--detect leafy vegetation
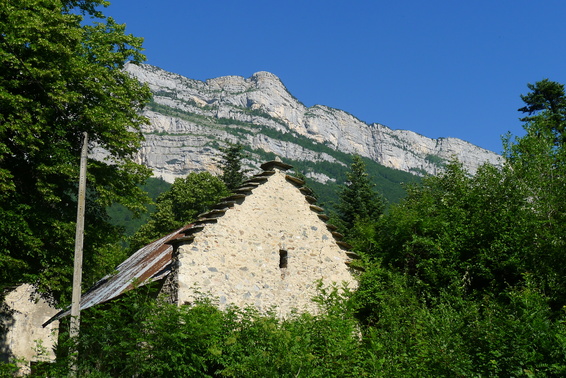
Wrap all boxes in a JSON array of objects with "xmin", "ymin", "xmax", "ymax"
[
  {"xmin": 106, "ymin": 177, "xmax": 171, "ymax": 241},
  {"xmin": 25, "ymin": 275, "xmax": 566, "ymax": 377},
  {"xmin": 0, "ymin": 0, "xmax": 152, "ymax": 301},
  {"xmin": 128, "ymin": 172, "xmax": 229, "ymax": 252},
  {"xmin": 36, "ymin": 284, "xmax": 367, "ymax": 377}
]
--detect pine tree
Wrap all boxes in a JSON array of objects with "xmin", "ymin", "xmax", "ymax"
[
  {"xmin": 218, "ymin": 143, "xmax": 249, "ymax": 191},
  {"xmin": 518, "ymin": 79, "xmax": 566, "ymax": 145},
  {"xmin": 336, "ymin": 155, "xmax": 386, "ymax": 234}
]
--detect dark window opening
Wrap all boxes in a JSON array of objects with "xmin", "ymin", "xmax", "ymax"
[{"xmin": 279, "ymin": 249, "xmax": 288, "ymax": 269}]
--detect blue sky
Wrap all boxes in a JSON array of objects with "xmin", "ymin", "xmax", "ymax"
[{"xmin": 103, "ymin": 0, "xmax": 566, "ymax": 154}]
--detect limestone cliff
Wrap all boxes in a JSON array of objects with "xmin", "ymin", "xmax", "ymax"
[{"xmin": 121, "ymin": 63, "xmax": 502, "ymax": 184}]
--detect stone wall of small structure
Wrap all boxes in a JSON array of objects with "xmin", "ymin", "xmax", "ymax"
[
  {"xmin": 1, "ymin": 284, "xmax": 58, "ymax": 374},
  {"xmin": 170, "ymin": 168, "xmax": 357, "ymax": 317}
]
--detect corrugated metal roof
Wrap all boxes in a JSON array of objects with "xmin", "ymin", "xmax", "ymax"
[{"xmin": 43, "ymin": 225, "xmax": 190, "ymax": 326}]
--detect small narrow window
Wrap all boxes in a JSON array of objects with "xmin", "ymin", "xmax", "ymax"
[
  {"xmin": 279, "ymin": 249, "xmax": 288, "ymax": 279},
  {"xmin": 279, "ymin": 249, "xmax": 288, "ymax": 269}
]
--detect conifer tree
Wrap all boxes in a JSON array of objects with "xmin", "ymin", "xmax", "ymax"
[
  {"xmin": 336, "ymin": 155, "xmax": 386, "ymax": 235},
  {"xmin": 518, "ymin": 79, "xmax": 566, "ymax": 145},
  {"xmin": 218, "ymin": 143, "xmax": 249, "ymax": 191}
]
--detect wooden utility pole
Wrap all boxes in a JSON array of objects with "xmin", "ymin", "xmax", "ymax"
[{"xmin": 70, "ymin": 131, "xmax": 88, "ymax": 371}]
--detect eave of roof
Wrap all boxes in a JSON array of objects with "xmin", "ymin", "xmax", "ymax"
[{"xmin": 43, "ymin": 226, "xmax": 189, "ymax": 326}]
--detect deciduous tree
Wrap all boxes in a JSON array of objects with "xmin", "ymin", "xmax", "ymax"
[
  {"xmin": 0, "ymin": 0, "xmax": 152, "ymax": 300},
  {"xmin": 373, "ymin": 80, "xmax": 566, "ymax": 309},
  {"xmin": 129, "ymin": 172, "xmax": 229, "ymax": 251}
]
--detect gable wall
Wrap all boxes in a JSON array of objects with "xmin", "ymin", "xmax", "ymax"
[{"xmin": 174, "ymin": 170, "xmax": 356, "ymax": 317}]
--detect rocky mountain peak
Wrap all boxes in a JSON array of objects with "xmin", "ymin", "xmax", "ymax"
[
  {"xmin": 250, "ymin": 71, "xmax": 286, "ymax": 88},
  {"xmin": 119, "ymin": 63, "xmax": 502, "ymax": 188}
]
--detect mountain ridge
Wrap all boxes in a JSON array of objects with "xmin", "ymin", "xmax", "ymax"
[{"xmin": 97, "ymin": 63, "xmax": 502, "ymax": 202}]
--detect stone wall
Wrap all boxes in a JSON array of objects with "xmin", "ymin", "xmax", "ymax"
[
  {"xmin": 1, "ymin": 284, "xmax": 58, "ymax": 374},
  {"xmin": 172, "ymin": 168, "xmax": 357, "ymax": 317}
]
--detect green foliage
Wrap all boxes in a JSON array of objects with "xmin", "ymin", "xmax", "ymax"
[
  {"xmin": 466, "ymin": 278, "xmax": 566, "ymax": 376},
  {"xmin": 335, "ymin": 156, "xmax": 387, "ymax": 249},
  {"xmin": 373, "ymin": 159, "xmax": 557, "ymax": 302},
  {"xmin": 216, "ymin": 142, "xmax": 250, "ymax": 191},
  {"xmin": 341, "ymin": 80, "xmax": 566, "ymax": 375},
  {"xmin": 518, "ymin": 79, "xmax": 566, "ymax": 145},
  {"xmin": 0, "ymin": 0, "xmax": 152, "ymax": 300},
  {"xmin": 37, "ymin": 276, "xmax": 566, "ymax": 377},
  {"xmin": 345, "ymin": 79, "xmax": 566, "ymax": 375},
  {"xmin": 0, "ymin": 358, "xmax": 23, "ymax": 377},
  {"xmin": 106, "ymin": 177, "xmax": 171, "ymax": 240},
  {"xmin": 41, "ymin": 285, "xmax": 364, "ymax": 377},
  {"xmin": 354, "ymin": 270, "xmax": 476, "ymax": 376},
  {"xmin": 352, "ymin": 264, "xmax": 566, "ymax": 376},
  {"xmin": 502, "ymin": 125, "xmax": 566, "ymax": 309},
  {"xmin": 128, "ymin": 172, "xmax": 229, "ymax": 251}
]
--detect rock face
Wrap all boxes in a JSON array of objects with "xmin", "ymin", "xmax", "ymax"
[{"xmin": 120, "ymin": 63, "xmax": 502, "ymax": 183}]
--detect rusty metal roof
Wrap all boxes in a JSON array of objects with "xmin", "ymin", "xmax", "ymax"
[{"xmin": 43, "ymin": 225, "xmax": 190, "ymax": 326}]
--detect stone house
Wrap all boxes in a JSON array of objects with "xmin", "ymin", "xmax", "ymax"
[
  {"xmin": 163, "ymin": 158, "xmax": 358, "ymax": 316},
  {"xmin": 46, "ymin": 158, "xmax": 358, "ymax": 325}
]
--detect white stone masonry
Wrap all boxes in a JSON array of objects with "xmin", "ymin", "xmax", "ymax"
[{"xmin": 171, "ymin": 166, "xmax": 357, "ymax": 317}]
